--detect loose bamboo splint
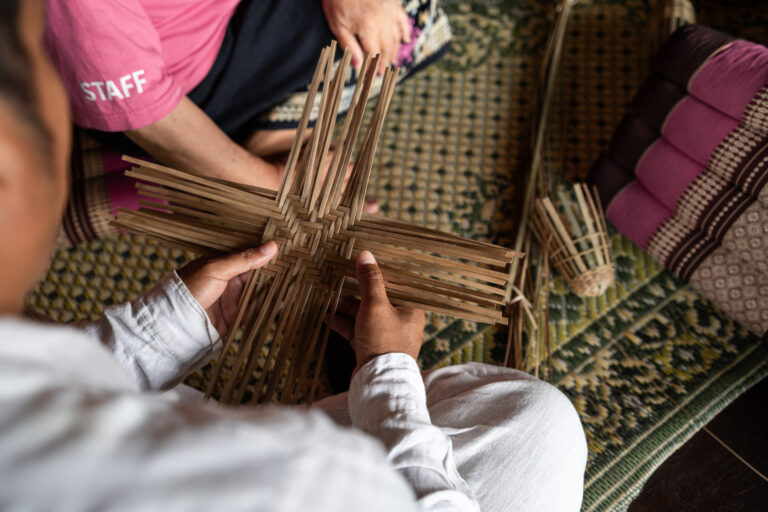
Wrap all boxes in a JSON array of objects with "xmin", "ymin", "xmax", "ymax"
[
  {"xmin": 504, "ymin": 0, "xmax": 577, "ymax": 370},
  {"xmin": 110, "ymin": 43, "xmax": 522, "ymax": 405}
]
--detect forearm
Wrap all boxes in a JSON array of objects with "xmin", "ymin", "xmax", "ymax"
[
  {"xmin": 125, "ymin": 96, "xmax": 281, "ymax": 189},
  {"xmin": 349, "ymin": 353, "xmax": 480, "ymax": 511}
]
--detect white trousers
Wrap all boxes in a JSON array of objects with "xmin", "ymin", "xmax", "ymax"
[{"xmin": 316, "ymin": 363, "xmax": 588, "ymax": 512}]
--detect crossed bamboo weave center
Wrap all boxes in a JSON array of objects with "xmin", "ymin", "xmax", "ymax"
[{"xmin": 112, "ymin": 43, "xmax": 522, "ymax": 404}]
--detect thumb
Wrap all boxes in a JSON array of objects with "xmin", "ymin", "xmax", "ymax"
[
  {"xmin": 356, "ymin": 251, "xmax": 389, "ymax": 307},
  {"xmin": 207, "ymin": 242, "xmax": 278, "ymax": 281},
  {"xmin": 335, "ymin": 26, "xmax": 364, "ymax": 69}
]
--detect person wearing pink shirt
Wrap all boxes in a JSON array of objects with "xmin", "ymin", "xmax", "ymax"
[
  {"xmin": 1, "ymin": 3, "xmax": 588, "ymax": 510},
  {"xmin": 44, "ymin": 0, "xmax": 452, "ymax": 194}
]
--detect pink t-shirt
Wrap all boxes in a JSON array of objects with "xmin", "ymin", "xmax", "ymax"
[{"xmin": 45, "ymin": 0, "xmax": 241, "ymax": 132}]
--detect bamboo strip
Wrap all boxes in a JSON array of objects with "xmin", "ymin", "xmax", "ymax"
[
  {"xmin": 530, "ymin": 185, "xmax": 614, "ymax": 297},
  {"xmin": 342, "ymin": 226, "xmax": 509, "ymax": 266},
  {"xmin": 350, "ymin": 238, "xmax": 510, "ymax": 284},
  {"xmin": 507, "ymin": 0, "xmax": 577, "ymax": 301},
  {"xmin": 219, "ymin": 268, "xmax": 291, "ymax": 403},
  {"xmin": 338, "ymin": 254, "xmax": 507, "ymax": 296},
  {"xmin": 558, "ymin": 189, "xmax": 596, "ymax": 269},
  {"xmin": 504, "ymin": 235, "xmax": 531, "ymax": 369},
  {"xmin": 357, "ymin": 216, "xmax": 520, "ymax": 257},
  {"xmin": 124, "ymin": 157, "xmax": 276, "ymax": 204},
  {"xmin": 135, "ymin": 183, "xmax": 273, "ymax": 222},
  {"xmin": 308, "ymin": 276, "xmax": 345, "ymax": 403},
  {"xmin": 228, "ymin": 265, "xmax": 306, "ymax": 404},
  {"xmin": 351, "ymin": 68, "xmax": 399, "ymax": 222},
  {"xmin": 319, "ymin": 53, "xmax": 373, "ymax": 218},
  {"xmin": 329, "ymin": 56, "xmax": 380, "ymax": 213},
  {"xmin": 301, "ymin": 42, "xmax": 337, "ymax": 203},
  {"xmin": 284, "ymin": 286, "xmax": 335, "ymax": 403},
  {"xmin": 573, "ymin": 184, "xmax": 605, "ymax": 267},
  {"xmin": 112, "ymin": 43, "xmax": 521, "ymax": 404},
  {"xmin": 341, "ymin": 280, "xmax": 505, "ymax": 324},
  {"xmin": 322, "ymin": 257, "xmax": 505, "ymax": 307},
  {"xmin": 309, "ymin": 49, "xmax": 352, "ymax": 212},
  {"xmin": 278, "ymin": 47, "xmax": 330, "ymax": 207},
  {"xmin": 204, "ymin": 271, "xmax": 261, "ymax": 398},
  {"xmin": 258, "ymin": 273, "xmax": 314, "ymax": 403}
]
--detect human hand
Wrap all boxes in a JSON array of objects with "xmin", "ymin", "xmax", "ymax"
[
  {"xmin": 178, "ymin": 242, "xmax": 278, "ymax": 336},
  {"xmin": 328, "ymin": 251, "xmax": 425, "ymax": 373},
  {"xmin": 322, "ymin": 0, "xmax": 412, "ymax": 74}
]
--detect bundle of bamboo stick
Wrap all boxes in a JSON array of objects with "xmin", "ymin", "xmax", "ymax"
[
  {"xmin": 504, "ymin": 0, "xmax": 577, "ymax": 371},
  {"xmin": 529, "ymin": 183, "xmax": 614, "ymax": 297},
  {"xmin": 110, "ymin": 43, "xmax": 522, "ymax": 405}
]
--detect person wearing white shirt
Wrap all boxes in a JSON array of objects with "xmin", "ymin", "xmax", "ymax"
[{"xmin": 0, "ymin": 1, "xmax": 587, "ymax": 510}]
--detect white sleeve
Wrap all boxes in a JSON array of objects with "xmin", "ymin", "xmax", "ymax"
[
  {"xmin": 348, "ymin": 353, "xmax": 481, "ymax": 512},
  {"xmin": 79, "ymin": 271, "xmax": 220, "ymax": 390},
  {"xmin": 0, "ymin": 367, "xmax": 421, "ymax": 510}
]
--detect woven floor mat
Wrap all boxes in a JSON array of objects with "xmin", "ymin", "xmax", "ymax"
[{"xmin": 26, "ymin": 1, "xmax": 768, "ymax": 511}]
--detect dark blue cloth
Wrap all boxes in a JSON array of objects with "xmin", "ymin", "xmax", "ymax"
[{"xmin": 189, "ymin": 0, "xmax": 336, "ymax": 140}]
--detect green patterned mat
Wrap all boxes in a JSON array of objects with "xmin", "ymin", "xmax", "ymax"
[{"xmin": 27, "ymin": 1, "xmax": 768, "ymax": 511}]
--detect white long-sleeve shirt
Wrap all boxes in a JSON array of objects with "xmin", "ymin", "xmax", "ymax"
[{"xmin": 0, "ymin": 273, "xmax": 478, "ymax": 511}]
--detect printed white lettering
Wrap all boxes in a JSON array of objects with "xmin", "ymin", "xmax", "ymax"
[
  {"xmin": 82, "ymin": 71, "xmax": 148, "ymax": 102},
  {"xmin": 106, "ymin": 80, "xmax": 124, "ymax": 100},
  {"xmin": 119, "ymin": 74, "xmax": 134, "ymax": 98},
  {"xmin": 90, "ymin": 81, "xmax": 107, "ymax": 101},
  {"xmin": 80, "ymin": 82, "xmax": 96, "ymax": 102},
  {"xmin": 132, "ymin": 70, "xmax": 147, "ymax": 94}
]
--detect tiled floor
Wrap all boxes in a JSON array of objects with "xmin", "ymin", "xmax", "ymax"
[{"xmin": 628, "ymin": 376, "xmax": 768, "ymax": 511}]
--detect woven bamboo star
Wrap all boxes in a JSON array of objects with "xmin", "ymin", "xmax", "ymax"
[{"xmin": 112, "ymin": 43, "xmax": 522, "ymax": 404}]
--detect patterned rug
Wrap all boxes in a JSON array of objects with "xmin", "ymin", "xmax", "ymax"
[
  {"xmin": 541, "ymin": 1, "xmax": 768, "ymax": 510},
  {"xmin": 27, "ymin": 1, "xmax": 768, "ymax": 511}
]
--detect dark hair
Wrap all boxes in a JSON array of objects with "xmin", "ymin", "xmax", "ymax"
[{"xmin": 0, "ymin": 0, "xmax": 52, "ymax": 158}]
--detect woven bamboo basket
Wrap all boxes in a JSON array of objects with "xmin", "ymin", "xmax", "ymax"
[
  {"xmin": 529, "ymin": 183, "xmax": 614, "ymax": 297},
  {"xmin": 110, "ymin": 43, "xmax": 522, "ymax": 404}
]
